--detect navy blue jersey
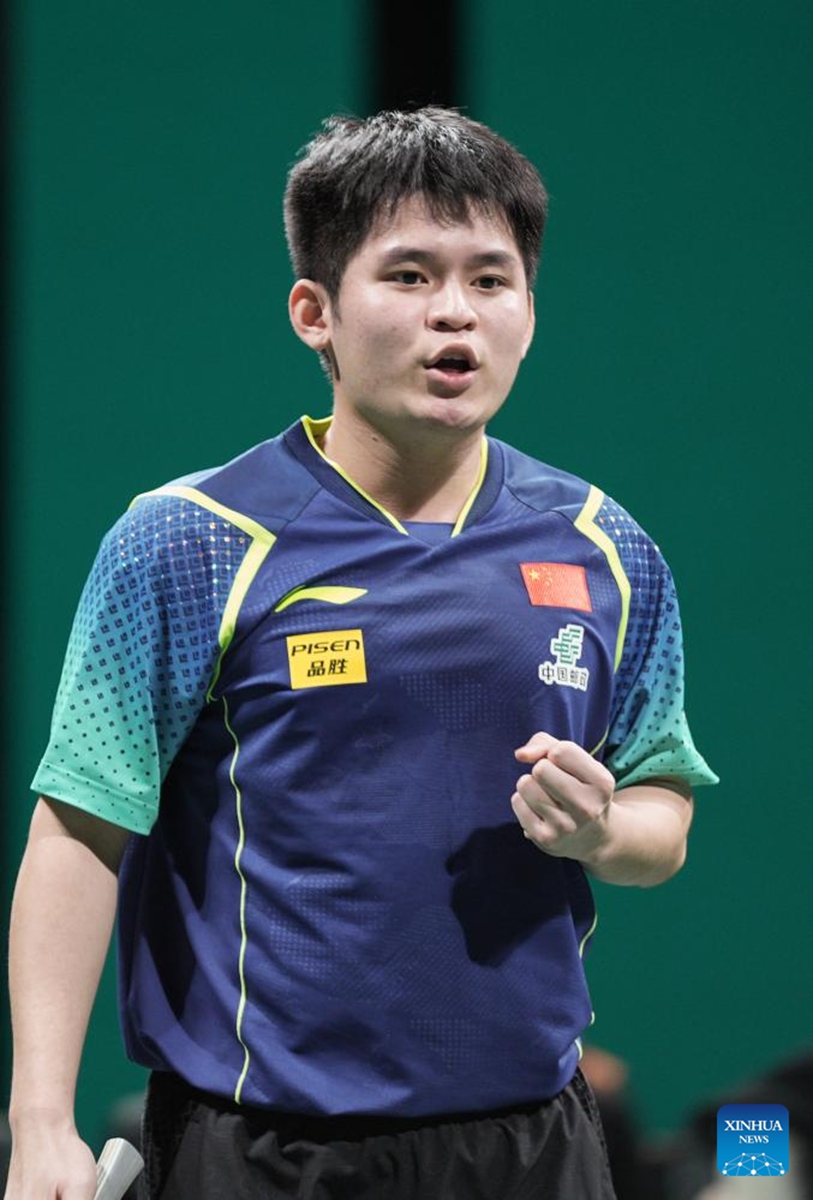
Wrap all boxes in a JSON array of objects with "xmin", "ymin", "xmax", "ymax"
[{"xmin": 34, "ymin": 416, "xmax": 716, "ymax": 1117}]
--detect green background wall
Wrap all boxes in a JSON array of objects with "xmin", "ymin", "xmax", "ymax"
[{"xmin": 4, "ymin": 0, "xmax": 811, "ymax": 1152}]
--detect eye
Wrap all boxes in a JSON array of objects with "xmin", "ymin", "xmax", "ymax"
[
  {"xmin": 475, "ymin": 275, "xmax": 505, "ymax": 291},
  {"xmin": 390, "ymin": 270, "xmax": 425, "ymax": 286}
]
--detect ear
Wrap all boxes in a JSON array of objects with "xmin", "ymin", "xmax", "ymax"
[
  {"xmin": 520, "ymin": 290, "xmax": 536, "ymax": 359},
  {"xmin": 289, "ymin": 279, "xmax": 334, "ymax": 352}
]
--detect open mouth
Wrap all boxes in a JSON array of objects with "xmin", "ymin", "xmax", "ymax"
[
  {"xmin": 431, "ymin": 355, "xmax": 473, "ymax": 373},
  {"xmin": 424, "ymin": 346, "xmax": 479, "ymax": 392},
  {"xmin": 426, "ymin": 346, "xmax": 479, "ymax": 376}
]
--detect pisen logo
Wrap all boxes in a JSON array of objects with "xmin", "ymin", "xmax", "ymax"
[{"xmin": 287, "ymin": 629, "xmax": 367, "ymax": 690}]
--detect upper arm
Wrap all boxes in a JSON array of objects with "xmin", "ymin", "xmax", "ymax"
[
  {"xmin": 613, "ymin": 777, "xmax": 695, "ymax": 837},
  {"xmin": 29, "ymin": 795, "xmax": 132, "ymax": 875}
]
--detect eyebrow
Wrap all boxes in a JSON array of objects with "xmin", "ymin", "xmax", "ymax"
[{"xmin": 378, "ymin": 247, "xmax": 520, "ymax": 271}]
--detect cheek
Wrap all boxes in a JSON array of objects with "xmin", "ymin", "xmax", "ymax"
[
  {"xmin": 352, "ymin": 321, "xmax": 413, "ymax": 368},
  {"xmin": 496, "ymin": 314, "xmax": 533, "ymax": 370}
]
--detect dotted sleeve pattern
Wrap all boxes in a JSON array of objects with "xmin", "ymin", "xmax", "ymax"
[
  {"xmin": 31, "ymin": 493, "xmax": 252, "ymax": 833},
  {"xmin": 598, "ymin": 496, "xmax": 718, "ymax": 789}
]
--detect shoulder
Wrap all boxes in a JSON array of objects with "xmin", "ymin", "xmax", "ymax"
[
  {"xmin": 129, "ymin": 422, "xmax": 320, "ymax": 538},
  {"xmin": 493, "ymin": 437, "xmax": 670, "ymax": 602},
  {"xmin": 494, "ymin": 438, "xmax": 658, "ymax": 544},
  {"xmin": 494, "ymin": 437, "xmax": 593, "ymax": 518},
  {"xmin": 81, "ymin": 424, "xmax": 316, "ymax": 606}
]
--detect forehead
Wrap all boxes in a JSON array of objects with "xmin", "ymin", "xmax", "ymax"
[{"xmin": 360, "ymin": 194, "xmax": 522, "ymax": 261}]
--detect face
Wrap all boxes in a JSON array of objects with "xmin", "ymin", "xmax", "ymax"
[{"xmin": 293, "ymin": 196, "xmax": 535, "ymax": 445}]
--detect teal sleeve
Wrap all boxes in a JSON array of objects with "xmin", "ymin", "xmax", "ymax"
[
  {"xmin": 598, "ymin": 495, "xmax": 718, "ymax": 790},
  {"xmin": 31, "ymin": 493, "xmax": 251, "ymax": 832}
]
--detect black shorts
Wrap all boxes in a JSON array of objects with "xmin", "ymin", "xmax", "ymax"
[{"xmin": 141, "ymin": 1069, "xmax": 617, "ymax": 1200}]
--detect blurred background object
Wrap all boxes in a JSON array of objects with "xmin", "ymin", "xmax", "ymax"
[
  {"xmin": 582, "ymin": 1045, "xmax": 652, "ymax": 1200},
  {"xmin": 658, "ymin": 1049, "xmax": 813, "ymax": 1200},
  {"xmin": 582, "ymin": 1045, "xmax": 813, "ymax": 1199}
]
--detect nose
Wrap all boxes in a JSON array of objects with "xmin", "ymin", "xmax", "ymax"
[{"xmin": 427, "ymin": 280, "xmax": 477, "ymax": 331}]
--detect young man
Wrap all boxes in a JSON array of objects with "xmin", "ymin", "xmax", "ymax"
[{"xmin": 5, "ymin": 108, "xmax": 716, "ymax": 1199}]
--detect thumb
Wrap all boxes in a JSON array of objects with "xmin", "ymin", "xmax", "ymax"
[{"xmin": 514, "ymin": 731, "xmax": 559, "ymax": 764}]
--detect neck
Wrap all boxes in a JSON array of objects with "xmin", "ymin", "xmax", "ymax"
[{"xmin": 319, "ymin": 409, "xmax": 486, "ymax": 523}]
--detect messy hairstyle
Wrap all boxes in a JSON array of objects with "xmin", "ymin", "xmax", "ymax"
[{"xmin": 284, "ymin": 107, "xmax": 549, "ymax": 300}]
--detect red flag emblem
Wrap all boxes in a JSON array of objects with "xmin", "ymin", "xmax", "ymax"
[{"xmin": 519, "ymin": 562, "xmax": 592, "ymax": 611}]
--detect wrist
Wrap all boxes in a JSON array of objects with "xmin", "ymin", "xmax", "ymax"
[
  {"xmin": 8, "ymin": 1101, "xmax": 76, "ymax": 1136},
  {"xmin": 578, "ymin": 799, "xmax": 642, "ymax": 880},
  {"xmin": 575, "ymin": 798, "xmax": 618, "ymax": 869}
]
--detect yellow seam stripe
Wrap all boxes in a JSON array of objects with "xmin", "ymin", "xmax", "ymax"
[
  {"xmin": 223, "ymin": 693, "xmax": 251, "ymax": 1105},
  {"xmin": 588, "ymin": 727, "xmax": 609, "ymax": 758},
  {"xmin": 130, "ymin": 484, "xmax": 277, "ymax": 547},
  {"xmin": 128, "ymin": 484, "xmax": 277, "ymax": 700},
  {"xmin": 208, "ymin": 538, "xmax": 275, "ymax": 700},
  {"xmin": 451, "ymin": 438, "xmax": 488, "ymax": 537},
  {"xmin": 579, "ymin": 911, "xmax": 599, "ymax": 958},
  {"xmin": 274, "ymin": 586, "xmax": 367, "ymax": 614},
  {"xmin": 574, "ymin": 486, "xmax": 631, "ymax": 672},
  {"xmin": 302, "ymin": 416, "xmax": 408, "ymax": 535}
]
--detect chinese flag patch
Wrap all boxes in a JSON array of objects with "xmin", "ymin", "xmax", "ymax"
[{"xmin": 519, "ymin": 562, "xmax": 592, "ymax": 611}]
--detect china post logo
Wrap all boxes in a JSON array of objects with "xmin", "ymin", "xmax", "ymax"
[{"xmin": 717, "ymin": 1104, "xmax": 789, "ymax": 1177}]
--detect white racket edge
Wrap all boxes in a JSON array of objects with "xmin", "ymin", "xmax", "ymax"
[{"xmin": 94, "ymin": 1137, "xmax": 145, "ymax": 1200}]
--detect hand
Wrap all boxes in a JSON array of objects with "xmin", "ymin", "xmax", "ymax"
[
  {"xmin": 511, "ymin": 732, "xmax": 616, "ymax": 864},
  {"xmin": 3, "ymin": 1120, "xmax": 97, "ymax": 1200}
]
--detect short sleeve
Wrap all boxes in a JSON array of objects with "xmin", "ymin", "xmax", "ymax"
[
  {"xmin": 31, "ymin": 492, "xmax": 252, "ymax": 832},
  {"xmin": 598, "ymin": 496, "xmax": 718, "ymax": 790}
]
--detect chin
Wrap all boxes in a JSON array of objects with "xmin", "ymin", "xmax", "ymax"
[
  {"xmin": 416, "ymin": 405, "xmax": 485, "ymax": 435},
  {"xmin": 423, "ymin": 392, "xmax": 503, "ymax": 431}
]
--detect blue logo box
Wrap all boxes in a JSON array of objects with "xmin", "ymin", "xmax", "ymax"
[{"xmin": 717, "ymin": 1104, "xmax": 789, "ymax": 1177}]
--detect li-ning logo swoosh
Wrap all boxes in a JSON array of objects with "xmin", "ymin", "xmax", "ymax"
[{"xmin": 274, "ymin": 585, "xmax": 368, "ymax": 614}]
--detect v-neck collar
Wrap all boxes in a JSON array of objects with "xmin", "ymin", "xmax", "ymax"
[{"xmin": 284, "ymin": 416, "xmax": 504, "ymax": 537}]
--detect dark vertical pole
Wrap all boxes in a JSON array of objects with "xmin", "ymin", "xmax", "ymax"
[{"xmin": 370, "ymin": 0, "xmax": 464, "ymax": 112}]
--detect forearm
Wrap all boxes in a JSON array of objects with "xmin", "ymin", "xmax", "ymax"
[
  {"xmin": 8, "ymin": 800, "xmax": 121, "ymax": 1130},
  {"xmin": 512, "ymin": 735, "xmax": 694, "ymax": 889},
  {"xmin": 581, "ymin": 781, "xmax": 693, "ymax": 887}
]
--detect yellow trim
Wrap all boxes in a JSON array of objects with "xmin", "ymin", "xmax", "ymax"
[
  {"xmin": 579, "ymin": 911, "xmax": 598, "ymax": 958},
  {"xmin": 588, "ymin": 728, "xmax": 609, "ymax": 758},
  {"xmin": 301, "ymin": 416, "xmax": 488, "ymax": 539},
  {"xmin": 128, "ymin": 483, "xmax": 277, "ymax": 699},
  {"xmin": 130, "ymin": 483, "xmax": 280, "ymax": 1099},
  {"xmin": 301, "ymin": 416, "xmax": 409, "ymax": 535},
  {"xmin": 223, "ymin": 693, "xmax": 251, "ymax": 1104},
  {"xmin": 274, "ymin": 585, "xmax": 367, "ymax": 614},
  {"xmin": 130, "ymin": 484, "xmax": 277, "ymax": 546},
  {"xmin": 451, "ymin": 438, "xmax": 488, "ymax": 537},
  {"xmin": 207, "ymin": 537, "xmax": 275, "ymax": 699},
  {"xmin": 574, "ymin": 486, "xmax": 631, "ymax": 672},
  {"xmin": 576, "ymin": 1009, "xmax": 597, "ymax": 1063}
]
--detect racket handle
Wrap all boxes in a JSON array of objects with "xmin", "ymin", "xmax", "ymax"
[{"xmin": 94, "ymin": 1137, "xmax": 144, "ymax": 1200}]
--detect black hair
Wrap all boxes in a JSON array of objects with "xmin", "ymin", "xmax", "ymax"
[{"xmin": 284, "ymin": 107, "xmax": 549, "ymax": 300}]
